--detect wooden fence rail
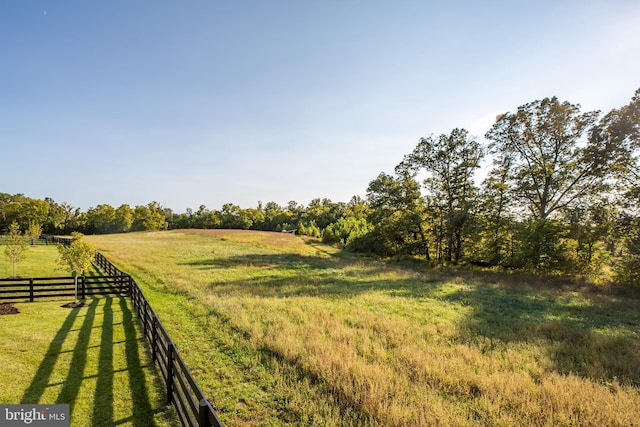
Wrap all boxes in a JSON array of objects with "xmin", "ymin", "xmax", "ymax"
[{"xmin": 0, "ymin": 275, "xmax": 129, "ymax": 302}]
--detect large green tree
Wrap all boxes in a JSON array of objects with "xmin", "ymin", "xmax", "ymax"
[
  {"xmin": 398, "ymin": 128, "xmax": 484, "ymax": 262},
  {"xmin": 366, "ymin": 171, "xmax": 430, "ymax": 258},
  {"xmin": 486, "ymin": 97, "xmax": 606, "ymax": 220},
  {"xmin": 485, "ymin": 97, "xmax": 612, "ymax": 268}
]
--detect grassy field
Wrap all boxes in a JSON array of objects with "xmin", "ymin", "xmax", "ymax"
[
  {"xmin": 0, "ymin": 242, "xmax": 177, "ymax": 426},
  {"xmin": 86, "ymin": 229, "xmax": 640, "ymax": 426},
  {"xmin": 0, "ymin": 242, "xmax": 67, "ymax": 277}
]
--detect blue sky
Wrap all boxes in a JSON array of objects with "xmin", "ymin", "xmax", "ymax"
[{"xmin": 1, "ymin": 1, "xmax": 639, "ymax": 212}]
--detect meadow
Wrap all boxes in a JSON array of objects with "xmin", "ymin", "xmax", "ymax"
[
  {"xmin": 85, "ymin": 229, "xmax": 640, "ymax": 426},
  {"xmin": 0, "ymin": 243, "xmax": 176, "ymax": 426}
]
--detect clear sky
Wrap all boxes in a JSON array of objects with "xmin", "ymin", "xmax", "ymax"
[{"xmin": 1, "ymin": 1, "xmax": 639, "ymax": 212}]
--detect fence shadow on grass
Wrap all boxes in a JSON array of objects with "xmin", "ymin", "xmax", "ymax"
[
  {"xmin": 20, "ymin": 297, "xmax": 168, "ymax": 426},
  {"xmin": 20, "ymin": 301, "xmax": 91, "ymax": 404},
  {"xmin": 117, "ymin": 297, "xmax": 157, "ymax": 427}
]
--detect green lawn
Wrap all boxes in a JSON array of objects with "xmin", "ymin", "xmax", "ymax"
[
  {"xmin": 86, "ymin": 230, "xmax": 640, "ymax": 426},
  {"xmin": 0, "ymin": 298, "xmax": 176, "ymax": 426},
  {"xmin": 0, "ymin": 243, "xmax": 66, "ymax": 278},
  {"xmin": 0, "ymin": 241, "xmax": 178, "ymax": 426}
]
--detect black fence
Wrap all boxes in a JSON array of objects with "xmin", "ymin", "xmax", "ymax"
[
  {"xmin": 11, "ymin": 236, "xmax": 224, "ymax": 426},
  {"xmin": 94, "ymin": 253, "xmax": 224, "ymax": 427},
  {"xmin": 0, "ymin": 275, "xmax": 129, "ymax": 302}
]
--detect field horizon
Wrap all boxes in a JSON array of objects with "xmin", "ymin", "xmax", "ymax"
[{"xmin": 85, "ymin": 229, "xmax": 640, "ymax": 426}]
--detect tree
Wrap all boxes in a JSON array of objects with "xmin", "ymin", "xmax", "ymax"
[
  {"xmin": 26, "ymin": 221, "xmax": 43, "ymax": 246},
  {"xmin": 366, "ymin": 171, "xmax": 430, "ymax": 258},
  {"xmin": 477, "ymin": 155, "xmax": 516, "ymax": 266},
  {"xmin": 303, "ymin": 198, "xmax": 345, "ymax": 230},
  {"xmin": 4, "ymin": 221, "xmax": 28, "ymax": 278},
  {"xmin": 86, "ymin": 204, "xmax": 116, "ymax": 234},
  {"xmin": 219, "ymin": 203, "xmax": 253, "ymax": 229},
  {"xmin": 590, "ymin": 88, "xmax": 640, "ymax": 204},
  {"xmin": 322, "ymin": 216, "xmax": 373, "ymax": 249},
  {"xmin": 131, "ymin": 202, "xmax": 169, "ymax": 231},
  {"xmin": 486, "ymin": 97, "xmax": 606, "ymax": 220},
  {"xmin": 57, "ymin": 232, "xmax": 96, "ymax": 302},
  {"xmin": 398, "ymin": 128, "xmax": 484, "ymax": 262},
  {"xmin": 114, "ymin": 204, "xmax": 133, "ymax": 232},
  {"xmin": 485, "ymin": 97, "xmax": 610, "ymax": 268}
]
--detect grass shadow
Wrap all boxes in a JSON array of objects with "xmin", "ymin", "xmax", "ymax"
[
  {"xmin": 438, "ymin": 283, "xmax": 640, "ymax": 386},
  {"xmin": 187, "ymin": 250, "xmax": 640, "ymax": 387}
]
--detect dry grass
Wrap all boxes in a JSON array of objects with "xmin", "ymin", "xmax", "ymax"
[{"xmin": 86, "ymin": 230, "xmax": 640, "ymax": 426}]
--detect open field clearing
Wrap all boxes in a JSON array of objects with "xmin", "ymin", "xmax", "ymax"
[{"xmin": 86, "ymin": 230, "xmax": 640, "ymax": 426}]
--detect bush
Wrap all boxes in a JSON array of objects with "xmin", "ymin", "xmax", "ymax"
[{"xmin": 322, "ymin": 217, "xmax": 373, "ymax": 249}]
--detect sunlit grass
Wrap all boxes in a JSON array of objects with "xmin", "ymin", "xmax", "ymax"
[
  {"xmin": 0, "ymin": 298, "xmax": 176, "ymax": 426},
  {"xmin": 87, "ymin": 230, "xmax": 640, "ymax": 426},
  {"xmin": 0, "ymin": 243, "xmax": 64, "ymax": 278}
]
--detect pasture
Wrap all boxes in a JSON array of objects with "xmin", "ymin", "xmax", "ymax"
[
  {"xmin": 0, "ymin": 242, "xmax": 177, "ymax": 426},
  {"xmin": 86, "ymin": 229, "xmax": 640, "ymax": 426}
]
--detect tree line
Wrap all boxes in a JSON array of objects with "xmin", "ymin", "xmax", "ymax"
[{"xmin": 1, "ymin": 89, "xmax": 638, "ymax": 284}]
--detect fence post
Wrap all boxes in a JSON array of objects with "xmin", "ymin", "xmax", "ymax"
[
  {"xmin": 29, "ymin": 278, "xmax": 34, "ymax": 302},
  {"xmin": 167, "ymin": 342, "xmax": 176, "ymax": 405},
  {"xmin": 198, "ymin": 399, "xmax": 212, "ymax": 427}
]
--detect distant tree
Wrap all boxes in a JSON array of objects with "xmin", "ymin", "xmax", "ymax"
[
  {"xmin": 219, "ymin": 203, "xmax": 253, "ymax": 229},
  {"xmin": 598, "ymin": 89, "xmax": 640, "ymax": 285},
  {"xmin": 86, "ymin": 204, "xmax": 116, "ymax": 234},
  {"xmin": 3, "ymin": 196, "xmax": 50, "ymax": 230},
  {"xmin": 131, "ymin": 202, "xmax": 169, "ymax": 231},
  {"xmin": 26, "ymin": 221, "xmax": 43, "ymax": 245},
  {"xmin": 57, "ymin": 232, "xmax": 96, "ymax": 302},
  {"xmin": 4, "ymin": 221, "xmax": 28, "ymax": 278},
  {"xmin": 59, "ymin": 202, "xmax": 82, "ymax": 234},
  {"xmin": 261, "ymin": 202, "xmax": 293, "ymax": 231},
  {"xmin": 303, "ymin": 198, "xmax": 345, "ymax": 230},
  {"xmin": 345, "ymin": 195, "xmax": 372, "ymax": 220},
  {"xmin": 44, "ymin": 197, "xmax": 66, "ymax": 234},
  {"xmin": 114, "ymin": 204, "xmax": 133, "ymax": 232},
  {"xmin": 486, "ymin": 97, "xmax": 606, "ymax": 220},
  {"xmin": 298, "ymin": 220, "xmax": 322, "ymax": 238},
  {"xmin": 590, "ymin": 88, "xmax": 639, "ymax": 203}
]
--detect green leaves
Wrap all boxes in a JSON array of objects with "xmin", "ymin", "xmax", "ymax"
[{"xmin": 57, "ymin": 232, "xmax": 96, "ymax": 278}]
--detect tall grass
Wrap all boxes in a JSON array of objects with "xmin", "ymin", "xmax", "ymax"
[{"xmin": 87, "ymin": 230, "xmax": 640, "ymax": 426}]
